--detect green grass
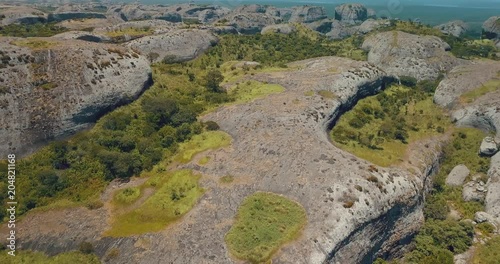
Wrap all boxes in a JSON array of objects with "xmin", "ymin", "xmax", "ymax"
[
  {"xmin": 173, "ymin": 131, "xmax": 231, "ymax": 163},
  {"xmin": 460, "ymin": 78, "xmax": 500, "ymax": 104},
  {"xmin": 331, "ymin": 84, "xmax": 450, "ymax": 167},
  {"xmin": 473, "ymin": 236, "xmax": 500, "ymax": 264},
  {"xmin": 105, "ymin": 27, "xmax": 153, "ymax": 38},
  {"xmin": 317, "ymin": 90, "xmax": 337, "ymax": 99},
  {"xmin": 304, "ymin": 90, "xmax": 315, "ymax": 96},
  {"xmin": 39, "ymin": 82, "xmax": 57, "ymax": 90},
  {"xmin": 225, "ymin": 192, "xmax": 307, "ymax": 263},
  {"xmin": 198, "ymin": 156, "xmax": 211, "ymax": 165},
  {"xmin": 0, "ymin": 250, "xmax": 100, "ymax": 264},
  {"xmin": 113, "ymin": 187, "xmax": 141, "ymax": 205},
  {"xmin": 12, "ymin": 39, "xmax": 57, "ymax": 49},
  {"xmin": 230, "ymin": 80, "xmax": 285, "ymax": 104},
  {"xmin": 105, "ymin": 169, "xmax": 204, "ymax": 237},
  {"xmin": 220, "ymin": 175, "xmax": 234, "ymax": 184}
]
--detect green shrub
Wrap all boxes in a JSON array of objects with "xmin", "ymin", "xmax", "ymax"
[
  {"xmin": 78, "ymin": 242, "xmax": 94, "ymax": 254},
  {"xmin": 204, "ymin": 121, "xmax": 220, "ymax": 131}
]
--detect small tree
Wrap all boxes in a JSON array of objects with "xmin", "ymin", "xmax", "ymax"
[{"xmin": 204, "ymin": 69, "xmax": 224, "ymax": 93}]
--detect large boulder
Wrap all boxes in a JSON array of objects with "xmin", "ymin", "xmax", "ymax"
[
  {"xmin": 357, "ymin": 19, "xmax": 390, "ymax": 34},
  {"xmin": 483, "ymin": 16, "xmax": 500, "ymax": 39},
  {"xmin": 362, "ymin": 31, "xmax": 461, "ymax": 80},
  {"xmin": 334, "ymin": 3, "xmax": 368, "ymax": 25},
  {"xmin": 226, "ymin": 13, "xmax": 278, "ymax": 34},
  {"xmin": 480, "ymin": 137, "xmax": 499, "ymax": 156},
  {"xmin": 306, "ymin": 19, "xmax": 335, "ymax": 34},
  {"xmin": 326, "ymin": 20, "xmax": 358, "ymax": 40},
  {"xmin": 445, "ymin": 164, "xmax": 470, "ymax": 186},
  {"xmin": 125, "ymin": 29, "xmax": 218, "ymax": 63},
  {"xmin": 434, "ymin": 20, "xmax": 469, "ymax": 37},
  {"xmin": 0, "ymin": 37, "xmax": 151, "ymax": 157},
  {"xmin": 287, "ymin": 6, "xmax": 327, "ymax": 23}
]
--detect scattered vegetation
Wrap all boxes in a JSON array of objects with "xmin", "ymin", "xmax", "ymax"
[
  {"xmin": 173, "ymin": 131, "xmax": 231, "ymax": 163},
  {"xmin": 225, "ymin": 192, "xmax": 307, "ymax": 263},
  {"xmin": 459, "ymin": 78, "xmax": 500, "ymax": 104},
  {"xmin": 0, "ymin": 23, "xmax": 67, "ymax": 37},
  {"xmin": 0, "ymin": 250, "xmax": 100, "ymax": 263},
  {"xmin": 220, "ymin": 175, "xmax": 234, "ymax": 184},
  {"xmin": 317, "ymin": 90, "xmax": 337, "ymax": 99},
  {"xmin": 105, "ymin": 26, "xmax": 153, "ymax": 39},
  {"xmin": 114, "ymin": 187, "xmax": 141, "ymax": 205},
  {"xmin": 12, "ymin": 39, "xmax": 57, "ymax": 49},
  {"xmin": 106, "ymin": 169, "xmax": 204, "ymax": 237},
  {"xmin": 473, "ymin": 236, "xmax": 500, "ymax": 264},
  {"xmin": 330, "ymin": 79, "xmax": 448, "ymax": 167}
]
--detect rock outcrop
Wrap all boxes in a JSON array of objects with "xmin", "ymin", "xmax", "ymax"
[
  {"xmin": 480, "ymin": 137, "xmax": 499, "ymax": 156},
  {"xmin": 463, "ymin": 177, "xmax": 487, "ymax": 202},
  {"xmin": 483, "ymin": 16, "xmax": 500, "ymax": 39},
  {"xmin": 261, "ymin": 24, "xmax": 296, "ymax": 34},
  {"xmin": 52, "ymin": 31, "xmax": 111, "ymax": 43},
  {"xmin": 362, "ymin": 31, "xmax": 461, "ymax": 80},
  {"xmin": 486, "ymin": 152, "xmax": 500, "ymax": 220},
  {"xmin": 357, "ymin": 19, "xmax": 390, "ymax": 34},
  {"xmin": 434, "ymin": 60, "xmax": 500, "ymax": 109},
  {"xmin": 334, "ymin": 3, "xmax": 368, "ymax": 25},
  {"xmin": 326, "ymin": 20, "xmax": 358, "ymax": 40},
  {"xmin": 445, "ymin": 164, "xmax": 470, "ymax": 186},
  {"xmin": 0, "ymin": 37, "xmax": 151, "ymax": 157},
  {"xmin": 125, "ymin": 29, "xmax": 218, "ymax": 63},
  {"xmin": 287, "ymin": 6, "xmax": 327, "ymax": 23},
  {"xmin": 0, "ymin": 6, "xmax": 47, "ymax": 25},
  {"xmin": 434, "ymin": 20, "xmax": 468, "ymax": 37},
  {"xmin": 3, "ymin": 56, "xmax": 447, "ymax": 264}
]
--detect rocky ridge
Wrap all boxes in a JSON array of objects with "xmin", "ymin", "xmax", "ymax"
[
  {"xmin": 0, "ymin": 37, "xmax": 151, "ymax": 157},
  {"xmin": 2, "ymin": 56, "xmax": 447, "ymax": 264}
]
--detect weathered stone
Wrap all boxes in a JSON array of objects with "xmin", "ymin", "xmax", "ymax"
[
  {"xmin": 334, "ymin": 3, "xmax": 368, "ymax": 25},
  {"xmin": 445, "ymin": 164, "xmax": 470, "ymax": 186},
  {"xmin": 261, "ymin": 24, "xmax": 296, "ymax": 34},
  {"xmin": 434, "ymin": 20, "xmax": 468, "ymax": 37},
  {"xmin": 463, "ymin": 181, "xmax": 486, "ymax": 202},
  {"xmin": 362, "ymin": 31, "xmax": 462, "ymax": 80},
  {"xmin": 483, "ymin": 16, "xmax": 500, "ymax": 40},
  {"xmin": 480, "ymin": 137, "xmax": 499, "ymax": 156}
]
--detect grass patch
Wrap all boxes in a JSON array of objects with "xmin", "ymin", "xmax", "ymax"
[
  {"xmin": 317, "ymin": 90, "xmax": 337, "ymax": 99},
  {"xmin": 473, "ymin": 235, "xmax": 500, "ymax": 264},
  {"xmin": 459, "ymin": 78, "xmax": 500, "ymax": 104},
  {"xmin": 105, "ymin": 27, "xmax": 153, "ymax": 38},
  {"xmin": 331, "ymin": 84, "xmax": 450, "ymax": 167},
  {"xmin": 173, "ymin": 131, "xmax": 231, "ymax": 163},
  {"xmin": 220, "ymin": 175, "xmax": 234, "ymax": 184},
  {"xmin": 0, "ymin": 250, "xmax": 100, "ymax": 264},
  {"xmin": 39, "ymin": 82, "xmax": 57, "ymax": 90},
  {"xmin": 230, "ymin": 80, "xmax": 285, "ymax": 105},
  {"xmin": 225, "ymin": 192, "xmax": 307, "ymax": 263},
  {"xmin": 113, "ymin": 187, "xmax": 141, "ymax": 205},
  {"xmin": 198, "ymin": 156, "xmax": 211, "ymax": 165},
  {"xmin": 304, "ymin": 90, "xmax": 314, "ymax": 96},
  {"xmin": 12, "ymin": 39, "xmax": 57, "ymax": 49},
  {"xmin": 105, "ymin": 169, "xmax": 204, "ymax": 237}
]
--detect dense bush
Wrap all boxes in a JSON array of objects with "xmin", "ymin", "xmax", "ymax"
[{"xmin": 0, "ymin": 23, "xmax": 67, "ymax": 37}]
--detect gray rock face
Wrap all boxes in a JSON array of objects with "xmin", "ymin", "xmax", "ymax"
[
  {"xmin": 334, "ymin": 3, "xmax": 368, "ymax": 25},
  {"xmin": 362, "ymin": 31, "xmax": 461, "ymax": 80},
  {"xmin": 306, "ymin": 19, "xmax": 335, "ymax": 34},
  {"xmin": 125, "ymin": 30, "xmax": 218, "ymax": 63},
  {"xmin": 0, "ymin": 37, "xmax": 151, "ymax": 157},
  {"xmin": 474, "ymin": 212, "xmax": 497, "ymax": 227},
  {"xmin": 48, "ymin": 12, "xmax": 107, "ymax": 23},
  {"xmin": 4, "ymin": 56, "xmax": 445, "ymax": 264},
  {"xmin": 480, "ymin": 137, "xmax": 499, "ymax": 156},
  {"xmin": 326, "ymin": 20, "xmax": 358, "ymax": 40},
  {"xmin": 0, "ymin": 6, "xmax": 47, "ymax": 25},
  {"xmin": 434, "ymin": 20, "xmax": 468, "ymax": 37},
  {"xmin": 445, "ymin": 164, "xmax": 470, "ymax": 186},
  {"xmin": 357, "ymin": 19, "xmax": 390, "ymax": 34},
  {"xmin": 486, "ymin": 152, "xmax": 500, "ymax": 220},
  {"xmin": 226, "ymin": 12, "xmax": 278, "ymax": 34},
  {"xmin": 483, "ymin": 16, "xmax": 500, "ymax": 39},
  {"xmin": 434, "ymin": 60, "xmax": 499, "ymax": 109},
  {"xmin": 463, "ymin": 180, "xmax": 487, "ymax": 202},
  {"xmin": 261, "ymin": 24, "xmax": 296, "ymax": 34},
  {"xmin": 287, "ymin": 6, "xmax": 327, "ymax": 23}
]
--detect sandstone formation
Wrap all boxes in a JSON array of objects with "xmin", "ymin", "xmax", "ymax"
[
  {"xmin": 445, "ymin": 164, "xmax": 470, "ymax": 186},
  {"xmin": 483, "ymin": 16, "xmax": 500, "ymax": 40},
  {"xmin": 334, "ymin": 3, "xmax": 368, "ymax": 25},
  {"xmin": 3, "ymin": 56, "xmax": 447, "ymax": 264},
  {"xmin": 434, "ymin": 20, "xmax": 468, "ymax": 37},
  {"xmin": 125, "ymin": 29, "xmax": 218, "ymax": 63},
  {"xmin": 0, "ymin": 37, "xmax": 151, "ymax": 157},
  {"xmin": 362, "ymin": 31, "xmax": 461, "ymax": 80}
]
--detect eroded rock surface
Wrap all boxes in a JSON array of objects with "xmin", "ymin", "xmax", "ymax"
[
  {"xmin": 483, "ymin": 16, "xmax": 500, "ymax": 40},
  {"xmin": 334, "ymin": 3, "xmax": 369, "ymax": 25},
  {"xmin": 445, "ymin": 164, "xmax": 470, "ymax": 186},
  {"xmin": 0, "ymin": 6, "xmax": 47, "ymax": 25},
  {"xmin": 125, "ymin": 29, "xmax": 218, "ymax": 63},
  {"xmin": 434, "ymin": 20, "xmax": 468, "ymax": 37},
  {"xmin": 362, "ymin": 31, "xmax": 462, "ymax": 80},
  {"xmin": 0, "ymin": 37, "xmax": 151, "ymax": 157},
  {"xmin": 3, "ymin": 57, "xmax": 446, "ymax": 264}
]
